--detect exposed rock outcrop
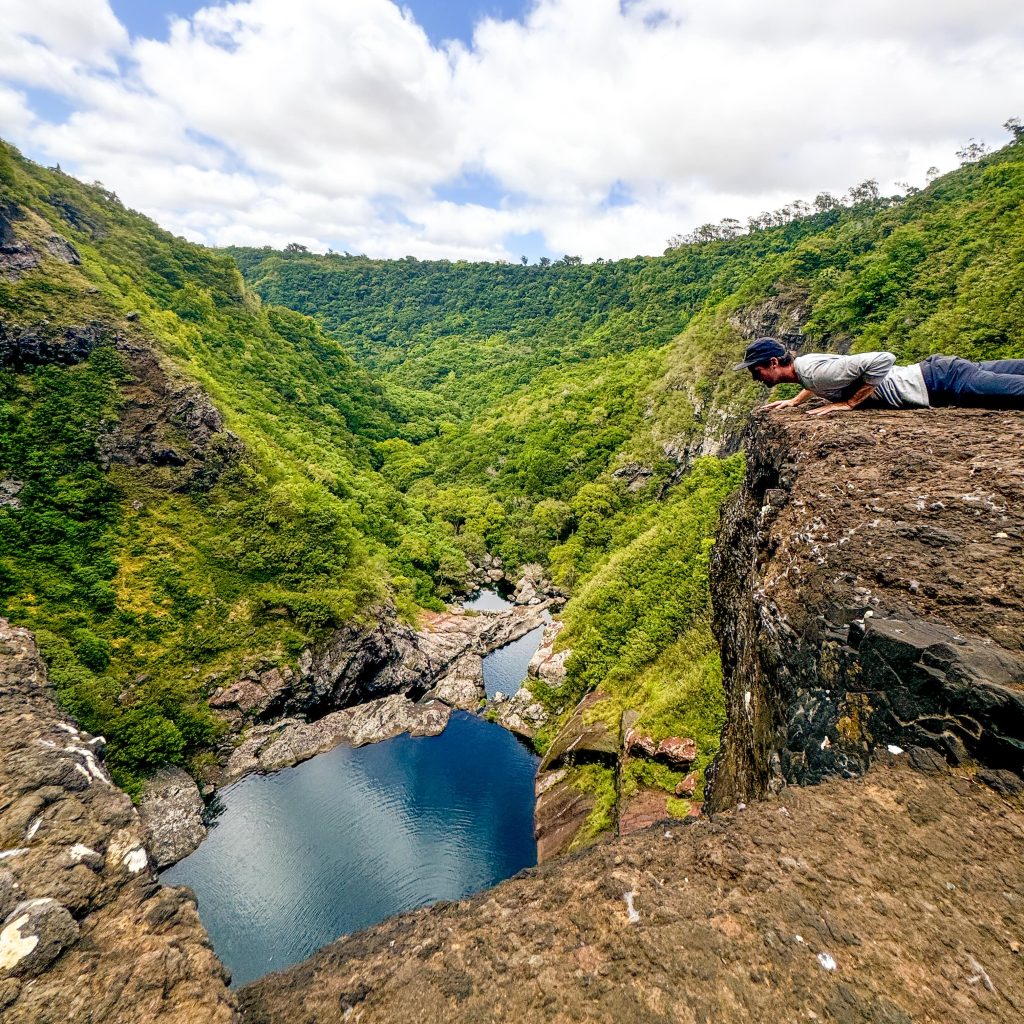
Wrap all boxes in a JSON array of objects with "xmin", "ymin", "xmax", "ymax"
[
  {"xmin": 727, "ymin": 285, "xmax": 809, "ymax": 350},
  {"xmin": 708, "ymin": 408, "xmax": 1024, "ymax": 810},
  {"xmin": 138, "ymin": 768, "xmax": 207, "ymax": 870},
  {"xmin": 215, "ymin": 601, "xmax": 553, "ymax": 778},
  {"xmin": 224, "ymin": 695, "xmax": 451, "ymax": 779},
  {"xmin": 423, "ymin": 653, "xmax": 485, "ymax": 711},
  {"xmin": 0, "ymin": 618, "xmax": 235, "ymax": 1022},
  {"xmin": 526, "ymin": 620, "xmax": 569, "ymax": 687},
  {"xmin": 534, "ymin": 692, "xmax": 618, "ymax": 861},
  {"xmin": 0, "ymin": 320, "xmax": 103, "ymax": 369},
  {"xmin": 97, "ymin": 341, "xmax": 244, "ymax": 493},
  {"xmin": 488, "ymin": 685, "xmax": 547, "ymax": 739}
]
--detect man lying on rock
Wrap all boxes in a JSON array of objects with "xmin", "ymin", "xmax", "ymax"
[{"xmin": 734, "ymin": 337, "xmax": 1024, "ymax": 416}]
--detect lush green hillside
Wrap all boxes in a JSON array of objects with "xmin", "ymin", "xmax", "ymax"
[
  {"xmin": 0, "ymin": 142, "xmax": 472, "ymax": 792},
  {"xmin": 2, "ymin": 130, "xmax": 1021, "ymax": 815},
  {"xmin": 231, "ymin": 136, "xmax": 1024, "ymax": 830}
]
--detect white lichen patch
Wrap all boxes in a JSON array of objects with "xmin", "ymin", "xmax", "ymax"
[
  {"xmin": 623, "ymin": 891, "xmax": 640, "ymax": 924},
  {"xmin": 0, "ymin": 913, "xmax": 38, "ymax": 971},
  {"xmin": 66, "ymin": 745, "xmax": 108, "ymax": 784},
  {"xmin": 817, "ymin": 952, "xmax": 837, "ymax": 971},
  {"xmin": 24, "ymin": 817, "xmax": 41, "ymax": 841},
  {"xmin": 122, "ymin": 847, "xmax": 148, "ymax": 873},
  {"xmin": 69, "ymin": 844, "xmax": 99, "ymax": 863},
  {"xmin": 0, "ymin": 848, "xmax": 28, "ymax": 861}
]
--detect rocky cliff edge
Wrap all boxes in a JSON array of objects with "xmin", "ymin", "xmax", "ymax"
[
  {"xmin": 239, "ymin": 407, "xmax": 1024, "ymax": 1023},
  {"xmin": 710, "ymin": 407, "xmax": 1023, "ymax": 808}
]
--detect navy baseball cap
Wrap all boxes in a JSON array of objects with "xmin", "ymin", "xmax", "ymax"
[{"xmin": 733, "ymin": 337, "xmax": 787, "ymax": 371}]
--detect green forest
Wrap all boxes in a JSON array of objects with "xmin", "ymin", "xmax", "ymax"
[{"xmin": 1, "ymin": 128, "xmax": 1022, "ymax": 820}]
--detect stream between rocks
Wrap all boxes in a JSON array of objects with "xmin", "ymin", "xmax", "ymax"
[{"xmin": 161, "ymin": 590, "xmax": 544, "ymax": 988}]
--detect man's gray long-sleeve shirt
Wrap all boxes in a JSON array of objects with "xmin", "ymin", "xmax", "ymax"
[{"xmin": 794, "ymin": 352, "xmax": 930, "ymax": 408}]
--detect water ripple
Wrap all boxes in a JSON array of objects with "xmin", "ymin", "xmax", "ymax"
[{"xmin": 161, "ymin": 712, "xmax": 538, "ymax": 988}]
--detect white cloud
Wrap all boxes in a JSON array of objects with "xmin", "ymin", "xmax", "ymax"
[
  {"xmin": 1, "ymin": 0, "xmax": 1022, "ymax": 260},
  {"xmin": 0, "ymin": 84, "xmax": 36, "ymax": 140},
  {"xmin": 1, "ymin": 0, "xmax": 128, "ymax": 66}
]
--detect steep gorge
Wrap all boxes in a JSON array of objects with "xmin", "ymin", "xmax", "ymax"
[
  {"xmin": 2, "ymin": 134, "xmax": 1024, "ymax": 1019},
  {"xmin": 3, "ymin": 410, "xmax": 1022, "ymax": 1022}
]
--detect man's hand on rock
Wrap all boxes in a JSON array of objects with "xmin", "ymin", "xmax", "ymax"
[
  {"xmin": 807, "ymin": 402, "xmax": 853, "ymax": 417},
  {"xmin": 762, "ymin": 398, "xmax": 797, "ymax": 411}
]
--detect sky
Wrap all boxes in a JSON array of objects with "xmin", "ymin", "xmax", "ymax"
[{"xmin": 1, "ymin": 1, "xmax": 1022, "ymax": 263}]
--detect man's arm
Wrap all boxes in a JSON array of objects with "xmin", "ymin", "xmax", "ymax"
[
  {"xmin": 763, "ymin": 389, "xmax": 815, "ymax": 411},
  {"xmin": 807, "ymin": 382, "xmax": 877, "ymax": 416}
]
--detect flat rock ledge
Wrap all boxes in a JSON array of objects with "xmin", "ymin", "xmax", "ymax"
[
  {"xmin": 237, "ymin": 758, "xmax": 1024, "ymax": 1024},
  {"xmin": 0, "ymin": 618, "xmax": 236, "ymax": 1023},
  {"xmin": 225, "ymin": 694, "xmax": 451, "ymax": 779}
]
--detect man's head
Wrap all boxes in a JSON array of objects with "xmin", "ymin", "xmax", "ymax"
[{"xmin": 733, "ymin": 337, "xmax": 795, "ymax": 386}]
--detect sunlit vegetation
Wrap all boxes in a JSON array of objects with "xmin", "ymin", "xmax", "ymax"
[{"xmin": 2, "ymin": 127, "xmax": 1022, "ymax": 798}]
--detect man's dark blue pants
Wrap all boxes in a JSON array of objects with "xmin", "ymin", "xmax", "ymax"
[{"xmin": 921, "ymin": 355, "xmax": 1024, "ymax": 408}]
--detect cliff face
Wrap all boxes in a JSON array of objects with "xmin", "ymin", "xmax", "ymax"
[
  {"xmin": 709, "ymin": 408, "xmax": 1024, "ymax": 809},
  {"xmin": 0, "ymin": 619, "xmax": 236, "ymax": 1023}
]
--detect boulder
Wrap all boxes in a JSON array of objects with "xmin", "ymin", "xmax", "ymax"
[
  {"xmin": 675, "ymin": 773, "xmax": 698, "ymax": 798},
  {"xmin": 656, "ymin": 737, "xmax": 698, "ymax": 770},
  {"xmin": 527, "ymin": 621, "xmax": 569, "ymax": 688},
  {"xmin": 490, "ymin": 686, "xmax": 548, "ymax": 739},
  {"xmin": 138, "ymin": 767, "xmax": 207, "ymax": 869},
  {"xmin": 624, "ymin": 729, "xmax": 657, "ymax": 759},
  {"xmin": 0, "ymin": 899, "xmax": 78, "ymax": 979},
  {"xmin": 424, "ymin": 654, "xmax": 485, "ymax": 711}
]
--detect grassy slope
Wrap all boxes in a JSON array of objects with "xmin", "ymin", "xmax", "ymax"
[
  {"xmin": 0, "ymin": 143, "xmax": 469, "ymax": 792},
  {"xmin": 234, "ymin": 140, "xmax": 1024, "ymax": 834}
]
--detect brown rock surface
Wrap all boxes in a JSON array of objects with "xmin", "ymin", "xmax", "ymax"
[
  {"xmin": 238, "ymin": 759, "xmax": 1024, "ymax": 1024},
  {"xmin": 710, "ymin": 408, "xmax": 1024, "ymax": 809},
  {"xmin": 0, "ymin": 618, "xmax": 236, "ymax": 1022},
  {"xmin": 616, "ymin": 786, "xmax": 670, "ymax": 836},
  {"xmin": 225, "ymin": 694, "xmax": 451, "ymax": 779}
]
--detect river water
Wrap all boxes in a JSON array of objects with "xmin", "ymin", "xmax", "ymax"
[{"xmin": 161, "ymin": 591, "xmax": 542, "ymax": 988}]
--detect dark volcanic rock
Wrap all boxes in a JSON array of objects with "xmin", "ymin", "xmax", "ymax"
[
  {"xmin": 708, "ymin": 408, "xmax": 1024, "ymax": 810},
  {"xmin": 0, "ymin": 321, "xmax": 102, "ymax": 368},
  {"xmin": 96, "ymin": 343, "xmax": 243, "ymax": 493}
]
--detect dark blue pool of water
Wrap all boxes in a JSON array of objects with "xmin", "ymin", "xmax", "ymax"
[
  {"xmin": 161, "ymin": 712, "xmax": 538, "ymax": 988},
  {"xmin": 463, "ymin": 587, "xmax": 514, "ymax": 611},
  {"xmin": 482, "ymin": 622, "xmax": 547, "ymax": 699}
]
